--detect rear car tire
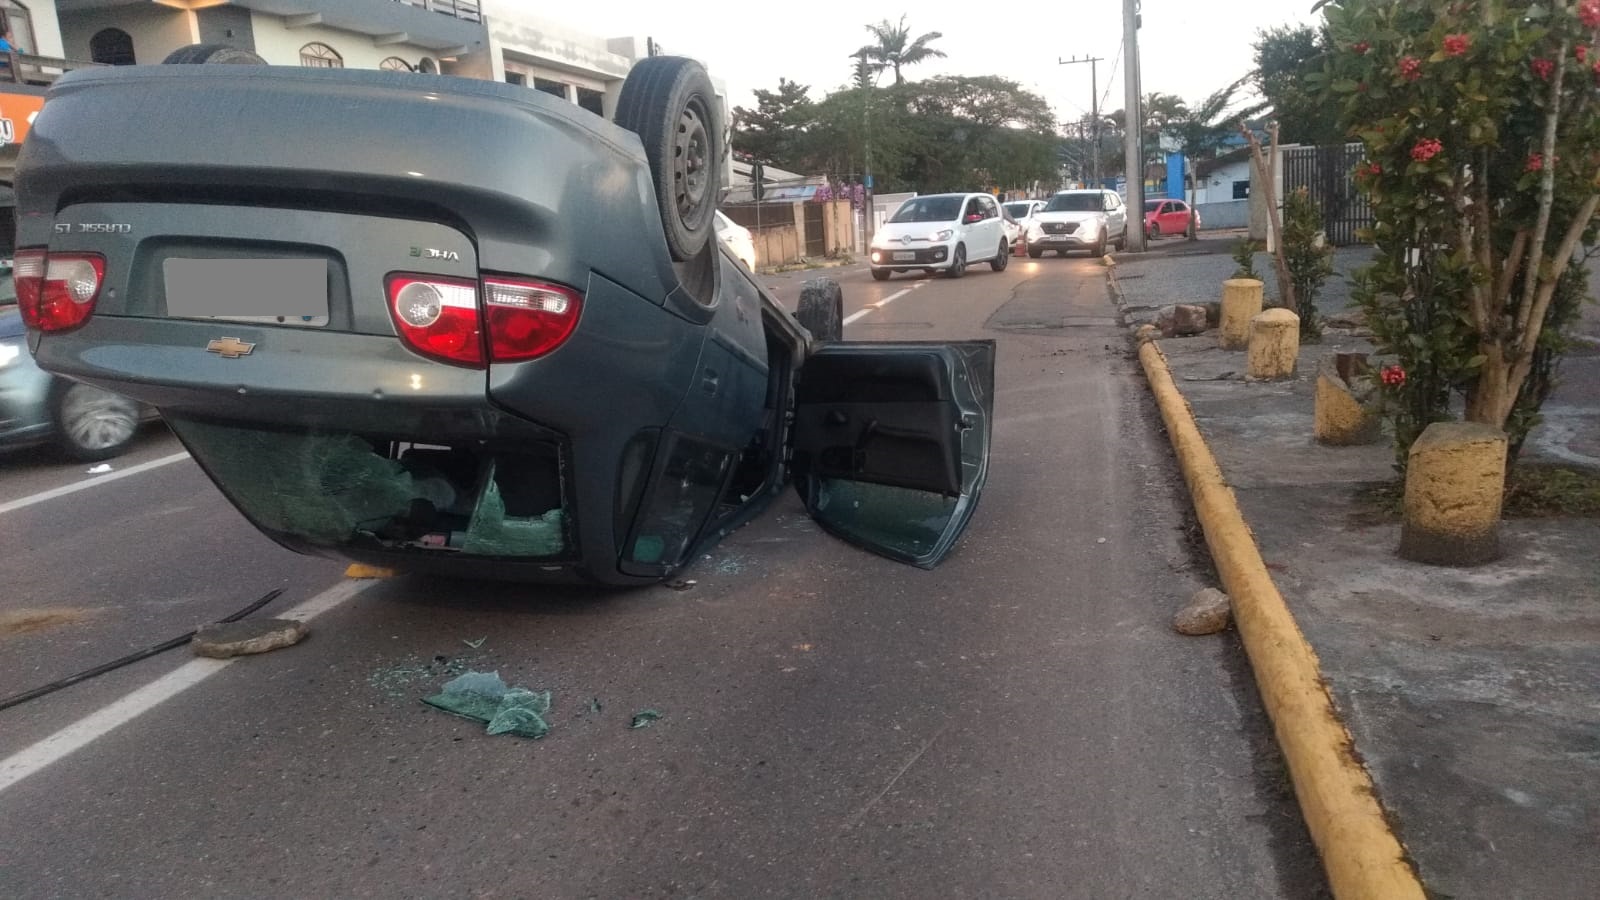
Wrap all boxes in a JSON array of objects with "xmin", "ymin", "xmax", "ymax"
[
  {"xmin": 989, "ymin": 240, "xmax": 1009, "ymax": 271},
  {"xmin": 797, "ymin": 279, "xmax": 844, "ymax": 342},
  {"xmin": 161, "ymin": 44, "xmax": 268, "ymax": 65},
  {"xmin": 614, "ymin": 57, "xmax": 720, "ymax": 262},
  {"xmin": 52, "ymin": 381, "xmax": 140, "ymax": 462},
  {"xmin": 870, "ymin": 268, "xmax": 891, "ymax": 281},
  {"xmin": 946, "ymin": 245, "xmax": 967, "ymax": 278},
  {"xmin": 1027, "ymin": 246, "xmax": 1043, "ymax": 259},
  {"xmin": 1150, "ymin": 222, "xmax": 1161, "ymax": 239},
  {"xmin": 1115, "ymin": 231, "xmax": 1126, "ymax": 251}
]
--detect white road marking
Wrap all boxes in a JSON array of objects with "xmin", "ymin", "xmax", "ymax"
[
  {"xmin": 0, "ymin": 578, "xmax": 375, "ymax": 795},
  {"xmin": 843, "ymin": 282, "xmax": 925, "ymax": 325},
  {"xmin": 0, "ymin": 451, "xmax": 192, "ymax": 517}
]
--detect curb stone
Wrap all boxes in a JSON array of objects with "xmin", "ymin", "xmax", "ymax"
[{"xmin": 1116, "ymin": 267, "xmax": 1426, "ymax": 898}]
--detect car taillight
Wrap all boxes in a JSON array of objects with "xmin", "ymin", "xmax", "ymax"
[
  {"xmin": 385, "ymin": 274, "xmax": 483, "ymax": 366},
  {"xmin": 483, "ymin": 277, "xmax": 582, "ymax": 362},
  {"xmin": 15, "ymin": 249, "xmax": 106, "ymax": 332}
]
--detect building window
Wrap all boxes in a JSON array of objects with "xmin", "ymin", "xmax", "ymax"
[
  {"xmin": 89, "ymin": 28, "xmax": 136, "ymax": 66},
  {"xmin": 533, "ymin": 77, "xmax": 566, "ymax": 99},
  {"xmin": 379, "ymin": 56, "xmax": 413, "ymax": 72},
  {"xmin": 299, "ymin": 42, "xmax": 342, "ymax": 69},
  {"xmin": 576, "ymin": 86, "xmax": 604, "ymax": 116},
  {"xmin": 505, "ymin": 72, "xmax": 525, "ymax": 86},
  {"xmin": 0, "ymin": 1, "xmax": 35, "ymax": 54},
  {"xmin": 1232, "ymin": 180, "xmax": 1250, "ymax": 200}
]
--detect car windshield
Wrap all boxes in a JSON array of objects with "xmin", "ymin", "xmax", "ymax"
[
  {"xmin": 1003, "ymin": 202, "xmax": 1032, "ymax": 218},
  {"xmin": 889, "ymin": 196, "xmax": 963, "ymax": 223},
  {"xmin": 1144, "ymin": 200, "xmax": 1163, "ymax": 212},
  {"xmin": 1045, "ymin": 193, "xmax": 1103, "ymax": 213}
]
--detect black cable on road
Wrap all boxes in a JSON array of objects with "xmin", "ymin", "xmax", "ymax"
[{"xmin": 0, "ymin": 588, "xmax": 286, "ymax": 713}]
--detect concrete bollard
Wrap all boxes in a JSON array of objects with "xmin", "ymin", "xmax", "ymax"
[
  {"xmin": 1247, "ymin": 308, "xmax": 1300, "ymax": 380},
  {"xmin": 1314, "ymin": 353, "xmax": 1382, "ymax": 445},
  {"xmin": 1399, "ymin": 423, "xmax": 1508, "ymax": 566},
  {"xmin": 1219, "ymin": 279, "xmax": 1265, "ymax": 350}
]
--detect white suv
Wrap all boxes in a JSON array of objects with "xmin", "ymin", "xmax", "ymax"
[
  {"xmin": 869, "ymin": 193, "xmax": 1012, "ymax": 280},
  {"xmin": 1026, "ymin": 189, "xmax": 1128, "ymax": 258}
]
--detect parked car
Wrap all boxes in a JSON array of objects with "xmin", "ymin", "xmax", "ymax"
[
  {"xmin": 713, "ymin": 210, "xmax": 757, "ymax": 270},
  {"xmin": 1025, "ymin": 190, "xmax": 1129, "ymax": 258},
  {"xmin": 14, "ymin": 57, "xmax": 995, "ymax": 586},
  {"xmin": 1144, "ymin": 198, "xmax": 1200, "ymax": 239},
  {"xmin": 869, "ymin": 193, "xmax": 1012, "ymax": 280},
  {"xmin": 1, "ymin": 268, "xmax": 152, "ymax": 460}
]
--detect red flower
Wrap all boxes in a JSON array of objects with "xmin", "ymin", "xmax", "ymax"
[
  {"xmin": 1443, "ymin": 34, "xmax": 1471, "ymax": 57},
  {"xmin": 1581, "ymin": 0, "xmax": 1600, "ymax": 28},
  {"xmin": 1410, "ymin": 138, "xmax": 1443, "ymax": 162},
  {"xmin": 1381, "ymin": 365, "xmax": 1406, "ymax": 387},
  {"xmin": 1531, "ymin": 57, "xmax": 1555, "ymax": 80},
  {"xmin": 1357, "ymin": 161, "xmax": 1383, "ymax": 178},
  {"xmin": 1352, "ymin": 41, "xmax": 1371, "ymax": 55},
  {"xmin": 1577, "ymin": 46, "xmax": 1590, "ymax": 65},
  {"xmin": 1398, "ymin": 56, "xmax": 1423, "ymax": 80},
  {"xmin": 1526, "ymin": 153, "xmax": 1544, "ymax": 172}
]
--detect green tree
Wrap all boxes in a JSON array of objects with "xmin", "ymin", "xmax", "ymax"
[
  {"xmin": 1315, "ymin": 0, "xmax": 1600, "ymax": 468},
  {"xmin": 1253, "ymin": 24, "xmax": 1345, "ymax": 144},
  {"xmin": 1165, "ymin": 77, "xmax": 1264, "ymax": 238},
  {"xmin": 731, "ymin": 78, "xmax": 816, "ymax": 169},
  {"xmin": 856, "ymin": 16, "xmax": 946, "ymax": 86}
]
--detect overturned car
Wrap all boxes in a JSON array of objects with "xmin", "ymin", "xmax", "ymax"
[{"xmin": 13, "ymin": 56, "xmax": 993, "ymax": 586}]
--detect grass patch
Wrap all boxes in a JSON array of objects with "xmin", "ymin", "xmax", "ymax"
[{"xmin": 1350, "ymin": 463, "xmax": 1600, "ymax": 525}]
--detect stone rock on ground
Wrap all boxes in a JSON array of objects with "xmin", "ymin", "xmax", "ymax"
[
  {"xmin": 1156, "ymin": 304, "xmax": 1210, "ymax": 338},
  {"xmin": 1174, "ymin": 588, "xmax": 1232, "ymax": 635},
  {"xmin": 192, "ymin": 619, "xmax": 309, "ymax": 658}
]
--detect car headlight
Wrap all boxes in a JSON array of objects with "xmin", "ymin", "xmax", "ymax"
[
  {"xmin": 931, "ymin": 229, "xmax": 954, "ymax": 242},
  {"xmin": 0, "ymin": 341, "xmax": 20, "ymax": 369},
  {"xmin": 1027, "ymin": 224, "xmax": 1043, "ymax": 239},
  {"xmin": 1079, "ymin": 218, "xmax": 1101, "ymax": 235}
]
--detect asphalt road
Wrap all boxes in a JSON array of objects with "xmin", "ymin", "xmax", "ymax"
[{"xmin": 0, "ymin": 254, "xmax": 1328, "ymax": 898}]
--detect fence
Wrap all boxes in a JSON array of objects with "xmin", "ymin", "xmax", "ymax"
[{"xmin": 1281, "ymin": 143, "xmax": 1373, "ymax": 246}]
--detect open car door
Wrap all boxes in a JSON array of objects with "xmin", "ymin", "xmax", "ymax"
[{"xmin": 791, "ymin": 340, "xmax": 995, "ymax": 568}]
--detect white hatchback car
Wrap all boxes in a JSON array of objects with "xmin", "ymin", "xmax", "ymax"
[
  {"xmin": 1025, "ymin": 189, "xmax": 1128, "ymax": 258},
  {"xmin": 869, "ymin": 193, "xmax": 1012, "ymax": 280},
  {"xmin": 1002, "ymin": 199, "xmax": 1045, "ymax": 251}
]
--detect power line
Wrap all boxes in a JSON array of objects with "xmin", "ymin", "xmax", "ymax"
[{"xmin": 1099, "ymin": 39, "xmax": 1124, "ymax": 117}]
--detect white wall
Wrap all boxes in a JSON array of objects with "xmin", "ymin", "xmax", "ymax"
[
  {"xmin": 17, "ymin": 0, "xmax": 65, "ymax": 58},
  {"xmin": 247, "ymin": 13, "xmax": 437, "ymax": 71},
  {"xmin": 60, "ymin": 6, "xmax": 196, "ymax": 65},
  {"xmin": 1195, "ymin": 159, "xmax": 1252, "ymax": 206}
]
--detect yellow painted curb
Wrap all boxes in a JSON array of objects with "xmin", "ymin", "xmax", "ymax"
[
  {"xmin": 1139, "ymin": 340, "xmax": 1425, "ymax": 900},
  {"xmin": 344, "ymin": 564, "xmax": 396, "ymax": 580}
]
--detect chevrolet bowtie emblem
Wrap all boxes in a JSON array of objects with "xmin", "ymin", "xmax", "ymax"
[{"xmin": 206, "ymin": 337, "xmax": 255, "ymax": 359}]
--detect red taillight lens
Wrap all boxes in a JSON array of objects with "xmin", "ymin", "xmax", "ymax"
[
  {"xmin": 483, "ymin": 277, "xmax": 582, "ymax": 362},
  {"xmin": 15, "ymin": 250, "xmax": 105, "ymax": 332},
  {"xmin": 385, "ymin": 274, "xmax": 483, "ymax": 366}
]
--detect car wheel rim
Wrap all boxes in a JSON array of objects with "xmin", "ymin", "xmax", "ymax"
[
  {"xmin": 674, "ymin": 100, "xmax": 711, "ymax": 231},
  {"xmin": 61, "ymin": 385, "xmax": 138, "ymax": 451}
]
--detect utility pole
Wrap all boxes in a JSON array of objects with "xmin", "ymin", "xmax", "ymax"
[
  {"xmin": 1059, "ymin": 55, "xmax": 1104, "ymax": 187},
  {"xmin": 1121, "ymin": 0, "xmax": 1146, "ymax": 252},
  {"xmin": 855, "ymin": 51, "xmax": 876, "ymax": 246}
]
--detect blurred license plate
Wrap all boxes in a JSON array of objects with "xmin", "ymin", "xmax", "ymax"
[
  {"xmin": 163, "ymin": 258, "xmax": 329, "ymax": 326},
  {"xmin": 893, "ymin": 251, "xmax": 915, "ymax": 261},
  {"xmin": 1048, "ymin": 235, "xmax": 1069, "ymax": 241}
]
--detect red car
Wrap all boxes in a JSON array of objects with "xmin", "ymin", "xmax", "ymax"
[{"xmin": 1143, "ymin": 199, "xmax": 1199, "ymax": 239}]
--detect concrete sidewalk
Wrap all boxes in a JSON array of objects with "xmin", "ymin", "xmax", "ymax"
[{"xmin": 1111, "ymin": 238, "xmax": 1600, "ymax": 899}]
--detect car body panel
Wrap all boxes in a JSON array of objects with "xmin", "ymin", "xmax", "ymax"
[
  {"xmin": 792, "ymin": 340, "xmax": 995, "ymax": 568},
  {"xmin": 713, "ymin": 211, "xmax": 757, "ymax": 270},
  {"xmin": 13, "ymin": 64, "xmax": 993, "ymax": 583}
]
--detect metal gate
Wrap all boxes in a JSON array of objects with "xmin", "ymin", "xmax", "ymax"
[
  {"xmin": 1281, "ymin": 143, "xmax": 1372, "ymax": 246},
  {"xmin": 803, "ymin": 202, "xmax": 826, "ymax": 257}
]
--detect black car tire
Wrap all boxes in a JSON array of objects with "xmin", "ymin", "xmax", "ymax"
[
  {"xmin": 946, "ymin": 245, "xmax": 967, "ymax": 278},
  {"xmin": 1150, "ymin": 222, "xmax": 1161, "ymax": 239},
  {"xmin": 52, "ymin": 381, "xmax": 141, "ymax": 462},
  {"xmin": 989, "ymin": 240, "xmax": 1009, "ymax": 271},
  {"xmin": 797, "ymin": 278, "xmax": 844, "ymax": 342},
  {"xmin": 162, "ymin": 44, "xmax": 268, "ymax": 65},
  {"xmin": 1092, "ymin": 235, "xmax": 1106, "ymax": 257},
  {"xmin": 1027, "ymin": 246, "xmax": 1043, "ymax": 259},
  {"xmin": 1115, "ymin": 230, "xmax": 1126, "ymax": 251},
  {"xmin": 870, "ymin": 268, "xmax": 891, "ymax": 281},
  {"xmin": 614, "ymin": 57, "xmax": 720, "ymax": 262}
]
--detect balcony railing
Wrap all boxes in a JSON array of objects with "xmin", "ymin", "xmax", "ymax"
[
  {"xmin": 393, "ymin": 0, "xmax": 482, "ymax": 23},
  {"xmin": 1, "ymin": 52, "xmax": 107, "ymax": 86}
]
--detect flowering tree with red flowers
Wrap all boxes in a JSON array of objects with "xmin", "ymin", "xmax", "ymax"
[{"xmin": 1314, "ymin": 0, "xmax": 1600, "ymax": 470}]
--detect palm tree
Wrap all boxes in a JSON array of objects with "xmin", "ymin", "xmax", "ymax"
[
  {"xmin": 856, "ymin": 16, "xmax": 946, "ymax": 86},
  {"xmin": 1164, "ymin": 77, "xmax": 1264, "ymax": 239}
]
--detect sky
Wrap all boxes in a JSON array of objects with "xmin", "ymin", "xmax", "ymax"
[{"xmin": 511, "ymin": 0, "xmax": 1325, "ymax": 123}]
